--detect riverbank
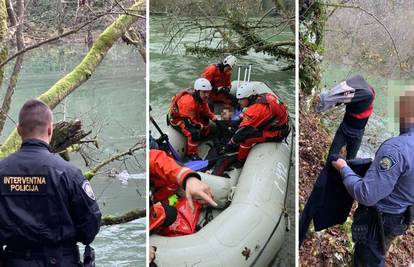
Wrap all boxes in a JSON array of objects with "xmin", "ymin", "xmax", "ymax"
[
  {"xmin": 298, "ymin": 92, "xmax": 353, "ymax": 266},
  {"xmin": 299, "ymin": 91, "xmax": 414, "ymax": 266}
]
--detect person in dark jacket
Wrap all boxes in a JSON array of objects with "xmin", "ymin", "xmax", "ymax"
[
  {"xmin": 332, "ymin": 89, "xmax": 414, "ymax": 267},
  {"xmin": 0, "ymin": 99, "xmax": 101, "ymax": 266},
  {"xmin": 316, "ymin": 75, "xmax": 376, "ymax": 159}
]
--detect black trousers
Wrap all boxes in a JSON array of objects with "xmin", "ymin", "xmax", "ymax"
[
  {"xmin": 328, "ymin": 123, "xmax": 363, "ymax": 160},
  {"xmin": 352, "ymin": 207, "xmax": 408, "ymax": 267}
]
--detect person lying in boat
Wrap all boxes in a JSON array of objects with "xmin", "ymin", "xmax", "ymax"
[
  {"xmin": 226, "ymin": 82, "xmax": 290, "ymax": 165},
  {"xmin": 201, "ymin": 55, "xmax": 238, "ymax": 107},
  {"xmin": 168, "ymin": 78, "xmax": 217, "ymax": 160},
  {"xmin": 149, "ymin": 149, "xmax": 217, "ymax": 264}
]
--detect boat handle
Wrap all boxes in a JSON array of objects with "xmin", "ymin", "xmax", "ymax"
[
  {"xmin": 284, "ymin": 209, "xmax": 290, "ymax": 232},
  {"xmin": 228, "ymin": 186, "xmax": 236, "ymax": 202}
]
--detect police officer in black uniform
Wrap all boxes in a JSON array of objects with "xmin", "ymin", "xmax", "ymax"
[{"xmin": 0, "ymin": 99, "xmax": 102, "ymax": 266}]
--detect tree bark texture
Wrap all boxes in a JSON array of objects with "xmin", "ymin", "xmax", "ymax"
[{"xmin": 0, "ymin": 0, "xmax": 8, "ymax": 89}]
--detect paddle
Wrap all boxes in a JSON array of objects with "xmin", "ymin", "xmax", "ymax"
[
  {"xmin": 184, "ymin": 152, "xmax": 238, "ymax": 171},
  {"xmin": 150, "ymin": 115, "xmax": 182, "ymax": 162}
]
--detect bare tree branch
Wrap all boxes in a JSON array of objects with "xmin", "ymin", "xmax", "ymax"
[
  {"xmin": 0, "ymin": 11, "xmax": 106, "ymax": 68},
  {"xmin": 323, "ymin": 3, "xmax": 403, "ymax": 72},
  {"xmin": 85, "ymin": 139, "xmax": 145, "ymax": 180}
]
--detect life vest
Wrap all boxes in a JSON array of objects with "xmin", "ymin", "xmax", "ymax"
[
  {"xmin": 201, "ymin": 64, "xmax": 232, "ymax": 89},
  {"xmin": 169, "ymin": 90, "xmax": 193, "ymax": 121},
  {"xmin": 254, "ymin": 93, "xmax": 289, "ymax": 130},
  {"xmin": 150, "ymin": 202, "xmax": 167, "ymax": 231}
]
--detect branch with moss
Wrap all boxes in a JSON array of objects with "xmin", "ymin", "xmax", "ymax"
[
  {"xmin": 0, "ymin": 0, "xmax": 144, "ymax": 159},
  {"xmin": 101, "ymin": 208, "xmax": 146, "ymax": 226}
]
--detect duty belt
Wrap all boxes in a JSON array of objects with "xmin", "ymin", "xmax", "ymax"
[{"xmin": 353, "ymin": 206, "xmax": 409, "ymax": 254}]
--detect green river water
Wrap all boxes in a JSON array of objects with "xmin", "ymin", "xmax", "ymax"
[
  {"xmin": 150, "ymin": 16, "xmax": 295, "ymax": 266},
  {"xmin": 0, "ymin": 44, "xmax": 146, "ymax": 266}
]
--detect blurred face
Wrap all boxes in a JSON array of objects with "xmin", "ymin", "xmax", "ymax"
[
  {"xmin": 238, "ymin": 98, "xmax": 249, "ymax": 108},
  {"xmin": 199, "ymin": 90, "xmax": 210, "ymax": 102},
  {"xmin": 399, "ymin": 91, "xmax": 414, "ymax": 130}
]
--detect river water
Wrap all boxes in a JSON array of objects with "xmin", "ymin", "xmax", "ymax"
[
  {"xmin": 150, "ymin": 16, "xmax": 295, "ymax": 266},
  {"xmin": 0, "ymin": 44, "xmax": 146, "ymax": 266}
]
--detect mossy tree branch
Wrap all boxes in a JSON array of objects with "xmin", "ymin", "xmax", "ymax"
[
  {"xmin": 101, "ymin": 208, "xmax": 146, "ymax": 226},
  {"xmin": 0, "ymin": 0, "xmax": 144, "ymax": 159}
]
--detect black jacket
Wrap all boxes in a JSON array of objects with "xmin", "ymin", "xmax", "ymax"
[
  {"xmin": 0, "ymin": 139, "xmax": 101, "ymax": 248},
  {"xmin": 299, "ymin": 156, "xmax": 372, "ymax": 246}
]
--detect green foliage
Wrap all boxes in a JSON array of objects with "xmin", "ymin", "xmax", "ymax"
[
  {"xmin": 299, "ymin": 1, "xmax": 327, "ymax": 96},
  {"xmin": 84, "ymin": 170, "xmax": 96, "ymax": 181}
]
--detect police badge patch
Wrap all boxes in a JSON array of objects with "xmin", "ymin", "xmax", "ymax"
[
  {"xmin": 379, "ymin": 156, "xmax": 396, "ymax": 171},
  {"xmin": 82, "ymin": 180, "xmax": 96, "ymax": 200}
]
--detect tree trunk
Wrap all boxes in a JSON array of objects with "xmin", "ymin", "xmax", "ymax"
[
  {"xmin": 56, "ymin": 0, "xmax": 64, "ymax": 35},
  {"xmin": 0, "ymin": 0, "xmax": 144, "ymax": 158},
  {"xmin": 0, "ymin": 0, "xmax": 8, "ymax": 89},
  {"xmin": 299, "ymin": 0, "xmax": 326, "ymax": 97},
  {"xmin": 0, "ymin": 0, "xmax": 25, "ymax": 134},
  {"xmin": 50, "ymin": 120, "xmax": 91, "ymax": 154}
]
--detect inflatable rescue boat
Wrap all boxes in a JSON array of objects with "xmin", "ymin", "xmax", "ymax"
[{"xmin": 151, "ymin": 77, "xmax": 293, "ymax": 267}]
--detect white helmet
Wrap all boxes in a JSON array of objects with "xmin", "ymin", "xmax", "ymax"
[
  {"xmin": 194, "ymin": 78, "xmax": 212, "ymax": 91},
  {"xmin": 236, "ymin": 82, "xmax": 256, "ymax": 99},
  {"xmin": 223, "ymin": 55, "xmax": 237, "ymax": 68}
]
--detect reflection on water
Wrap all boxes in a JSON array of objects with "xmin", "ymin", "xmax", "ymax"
[
  {"xmin": 150, "ymin": 16, "xmax": 295, "ymax": 266},
  {"xmin": 1, "ymin": 43, "xmax": 146, "ymax": 266}
]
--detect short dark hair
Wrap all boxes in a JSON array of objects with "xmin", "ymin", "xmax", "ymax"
[{"xmin": 18, "ymin": 99, "xmax": 52, "ymax": 138}]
